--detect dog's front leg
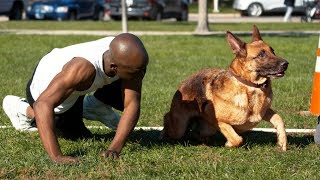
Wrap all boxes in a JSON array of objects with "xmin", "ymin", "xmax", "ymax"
[
  {"xmin": 263, "ymin": 108, "xmax": 288, "ymax": 151},
  {"xmin": 218, "ymin": 122, "xmax": 243, "ymax": 148}
]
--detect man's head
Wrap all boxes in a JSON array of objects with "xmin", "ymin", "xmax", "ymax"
[{"xmin": 104, "ymin": 33, "xmax": 149, "ymax": 80}]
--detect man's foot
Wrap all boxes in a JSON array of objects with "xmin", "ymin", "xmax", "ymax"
[
  {"xmin": 315, "ymin": 116, "xmax": 320, "ymax": 145},
  {"xmin": 2, "ymin": 95, "xmax": 37, "ymax": 131},
  {"xmin": 83, "ymin": 95, "xmax": 120, "ymax": 129}
]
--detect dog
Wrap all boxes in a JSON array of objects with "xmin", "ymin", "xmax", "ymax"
[{"xmin": 161, "ymin": 25, "xmax": 288, "ymax": 151}]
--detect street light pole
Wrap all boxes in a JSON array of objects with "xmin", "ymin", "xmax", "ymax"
[{"xmin": 121, "ymin": 0, "xmax": 128, "ymax": 33}]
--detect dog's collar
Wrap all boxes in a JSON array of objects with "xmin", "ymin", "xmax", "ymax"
[{"xmin": 228, "ymin": 70, "xmax": 268, "ymax": 89}]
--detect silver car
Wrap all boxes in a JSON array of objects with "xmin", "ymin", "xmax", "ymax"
[
  {"xmin": 233, "ymin": 0, "xmax": 308, "ymax": 16},
  {"xmin": 109, "ymin": 0, "xmax": 189, "ymax": 21}
]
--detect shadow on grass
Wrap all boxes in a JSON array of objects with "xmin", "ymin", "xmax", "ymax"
[
  {"xmin": 63, "ymin": 130, "xmax": 314, "ymax": 157},
  {"xmin": 91, "ymin": 130, "xmax": 314, "ymax": 149}
]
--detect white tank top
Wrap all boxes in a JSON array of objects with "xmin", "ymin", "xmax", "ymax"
[{"xmin": 30, "ymin": 37, "xmax": 119, "ymax": 114}]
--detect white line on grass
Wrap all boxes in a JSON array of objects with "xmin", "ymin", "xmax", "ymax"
[{"xmin": 0, "ymin": 125, "xmax": 315, "ymax": 133}]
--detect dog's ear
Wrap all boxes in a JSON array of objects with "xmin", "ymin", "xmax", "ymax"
[
  {"xmin": 226, "ymin": 31, "xmax": 246, "ymax": 56},
  {"xmin": 252, "ymin": 25, "xmax": 263, "ymax": 42}
]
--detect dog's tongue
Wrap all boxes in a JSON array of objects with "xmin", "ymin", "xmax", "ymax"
[
  {"xmin": 275, "ymin": 72, "xmax": 285, "ymax": 77},
  {"xmin": 268, "ymin": 71, "xmax": 285, "ymax": 78}
]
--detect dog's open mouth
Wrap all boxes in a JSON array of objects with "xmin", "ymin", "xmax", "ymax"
[{"xmin": 267, "ymin": 71, "xmax": 285, "ymax": 78}]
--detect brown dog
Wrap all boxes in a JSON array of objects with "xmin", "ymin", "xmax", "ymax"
[{"xmin": 161, "ymin": 25, "xmax": 288, "ymax": 151}]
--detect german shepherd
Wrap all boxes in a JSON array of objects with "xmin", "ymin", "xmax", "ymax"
[{"xmin": 161, "ymin": 25, "xmax": 288, "ymax": 151}]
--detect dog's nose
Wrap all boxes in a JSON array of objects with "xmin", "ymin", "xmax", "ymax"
[{"xmin": 281, "ymin": 61, "xmax": 289, "ymax": 70}]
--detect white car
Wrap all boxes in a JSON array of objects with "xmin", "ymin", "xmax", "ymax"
[{"xmin": 233, "ymin": 0, "xmax": 309, "ymax": 16}]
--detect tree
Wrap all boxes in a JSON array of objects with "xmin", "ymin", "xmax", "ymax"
[
  {"xmin": 213, "ymin": 0, "xmax": 219, "ymax": 12},
  {"xmin": 195, "ymin": 0, "xmax": 210, "ymax": 34},
  {"xmin": 121, "ymin": 0, "xmax": 128, "ymax": 33}
]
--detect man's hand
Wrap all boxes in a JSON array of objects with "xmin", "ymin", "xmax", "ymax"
[
  {"xmin": 100, "ymin": 150, "xmax": 120, "ymax": 159},
  {"xmin": 52, "ymin": 155, "xmax": 80, "ymax": 164}
]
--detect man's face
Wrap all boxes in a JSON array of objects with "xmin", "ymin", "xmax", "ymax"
[
  {"xmin": 116, "ymin": 64, "xmax": 146, "ymax": 80},
  {"xmin": 107, "ymin": 42, "xmax": 149, "ymax": 81}
]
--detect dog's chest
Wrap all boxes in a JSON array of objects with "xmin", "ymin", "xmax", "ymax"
[
  {"xmin": 245, "ymin": 88, "xmax": 271, "ymax": 122},
  {"xmin": 212, "ymin": 85, "xmax": 272, "ymax": 125}
]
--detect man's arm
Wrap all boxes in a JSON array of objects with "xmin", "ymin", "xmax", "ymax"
[
  {"xmin": 101, "ymin": 78, "xmax": 142, "ymax": 158},
  {"xmin": 33, "ymin": 58, "xmax": 95, "ymax": 163}
]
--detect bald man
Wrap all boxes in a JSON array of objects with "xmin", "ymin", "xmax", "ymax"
[{"xmin": 2, "ymin": 33, "xmax": 149, "ymax": 163}]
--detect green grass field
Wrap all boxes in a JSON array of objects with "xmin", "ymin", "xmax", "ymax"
[
  {"xmin": 1, "ymin": 21, "xmax": 320, "ymax": 31},
  {"xmin": 0, "ymin": 22, "xmax": 320, "ymax": 178}
]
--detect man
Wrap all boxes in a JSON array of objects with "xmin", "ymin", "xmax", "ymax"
[
  {"xmin": 2, "ymin": 33, "xmax": 149, "ymax": 164},
  {"xmin": 283, "ymin": 0, "xmax": 295, "ymax": 22}
]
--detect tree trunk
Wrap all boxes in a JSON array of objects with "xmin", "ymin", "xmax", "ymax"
[
  {"xmin": 195, "ymin": 0, "xmax": 210, "ymax": 34},
  {"xmin": 213, "ymin": 0, "xmax": 219, "ymax": 12},
  {"xmin": 121, "ymin": 0, "xmax": 128, "ymax": 33}
]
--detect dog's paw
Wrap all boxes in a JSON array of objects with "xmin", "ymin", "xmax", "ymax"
[
  {"xmin": 225, "ymin": 136, "xmax": 243, "ymax": 148},
  {"xmin": 278, "ymin": 143, "xmax": 288, "ymax": 152},
  {"xmin": 277, "ymin": 136, "xmax": 288, "ymax": 151}
]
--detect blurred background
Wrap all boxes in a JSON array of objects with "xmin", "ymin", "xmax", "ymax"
[{"xmin": 0, "ymin": 0, "xmax": 319, "ymax": 22}]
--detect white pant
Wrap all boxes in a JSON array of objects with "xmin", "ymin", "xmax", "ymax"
[
  {"xmin": 283, "ymin": 6, "xmax": 293, "ymax": 22},
  {"xmin": 83, "ymin": 95, "xmax": 121, "ymax": 129}
]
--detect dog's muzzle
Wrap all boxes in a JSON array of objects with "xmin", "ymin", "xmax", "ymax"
[{"xmin": 268, "ymin": 59, "xmax": 289, "ymax": 78}]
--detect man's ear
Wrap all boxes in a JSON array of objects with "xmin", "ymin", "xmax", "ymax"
[
  {"xmin": 110, "ymin": 63, "xmax": 118, "ymax": 75},
  {"xmin": 226, "ymin": 31, "xmax": 246, "ymax": 56},
  {"xmin": 252, "ymin": 25, "xmax": 263, "ymax": 42},
  {"xmin": 110, "ymin": 63, "xmax": 117, "ymax": 70}
]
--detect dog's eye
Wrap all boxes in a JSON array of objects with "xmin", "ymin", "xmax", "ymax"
[{"xmin": 258, "ymin": 50, "xmax": 266, "ymax": 58}]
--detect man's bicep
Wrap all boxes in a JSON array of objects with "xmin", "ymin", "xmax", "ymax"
[
  {"xmin": 37, "ymin": 72, "xmax": 77, "ymax": 107},
  {"xmin": 37, "ymin": 58, "xmax": 94, "ymax": 107}
]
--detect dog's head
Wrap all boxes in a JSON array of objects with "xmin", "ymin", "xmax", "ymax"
[{"xmin": 226, "ymin": 25, "xmax": 289, "ymax": 85}]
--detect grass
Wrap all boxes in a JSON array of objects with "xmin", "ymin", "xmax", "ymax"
[
  {"xmin": 0, "ymin": 21, "xmax": 320, "ymax": 31},
  {"xmin": 0, "ymin": 25, "xmax": 320, "ymax": 178}
]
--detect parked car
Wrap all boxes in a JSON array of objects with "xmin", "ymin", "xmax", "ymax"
[
  {"xmin": 233, "ymin": 0, "xmax": 310, "ymax": 16},
  {"xmin": 26, "ymin": 0, "xmax": 109, "ymax": 20},
  {"xmin": 108, "ymin": 0, "xmax": 189, "ymax": 21},
  {"xmin": 0, "ymin": 0, "xmax": 29, "ymax": 20}
]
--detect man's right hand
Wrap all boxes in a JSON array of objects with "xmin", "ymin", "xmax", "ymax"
[
  {"xmin": 100, "ymin": 150, "xmax": 120, "ymax": 159},
  {"xmin": 52, "ymin": 155, "xmax": 80, "ymax": 164}
]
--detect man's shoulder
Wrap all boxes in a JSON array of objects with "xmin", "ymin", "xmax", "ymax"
[
  {"xmin": 96, "ymin": 36, "xmax": 115, "ymax": 45},
  {"xmin": 65, "ymin": 57, "xmax": 96, "ymax": 73},
  {"xmin": 59, "ymin": 36, "xmax": 115, "ymax": 51}
]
